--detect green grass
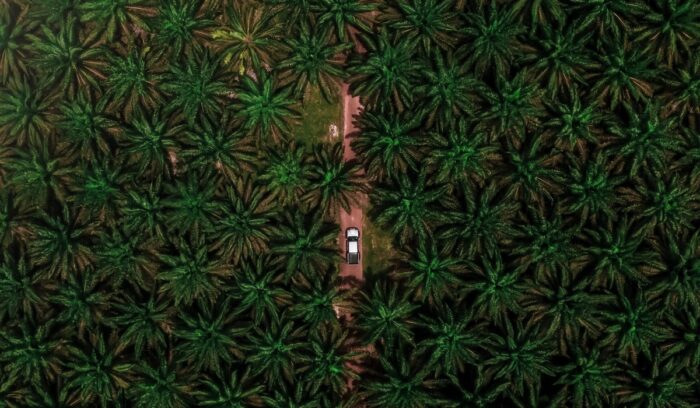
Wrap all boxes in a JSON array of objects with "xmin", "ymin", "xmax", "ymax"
[
  {"xmin": 362, "ymin": 213, "xmax": 396, "ymax": 279},
  {"xmin": 292, "ymin": 85, "xmax": 343, "ymax": 147}
]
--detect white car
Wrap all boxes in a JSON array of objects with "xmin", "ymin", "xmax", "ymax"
[{"xmin": 345, "ymin": 227, "xmax": 360, "ymax": 264}]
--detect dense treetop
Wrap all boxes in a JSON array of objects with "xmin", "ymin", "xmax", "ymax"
[{"xmin": 1, "ymin": 0, "xmax": 700, "ymax": 407}]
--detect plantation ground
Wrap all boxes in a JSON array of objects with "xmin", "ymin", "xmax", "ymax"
[{"xmin": 292, "ymin": 84, "xmax": 343, "ymax": 147}]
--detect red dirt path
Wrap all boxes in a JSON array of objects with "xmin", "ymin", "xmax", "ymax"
[{"xmin": 338, "ymin": 83, "xmax": 366, "ymax": 288}]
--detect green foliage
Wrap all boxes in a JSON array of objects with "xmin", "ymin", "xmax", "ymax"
[
  {"xmin": 0, "ymin": 78, "xmax": 53, "ymax": 147},
  {"xmin": 279, "ymin": 23, "xmax": 349, "ymax": 101},
  {"xmin": 303, "ymin": 142, "xmax": 365, "ymax": 215},
  {"xmin": 150, "ymin": 0, "xmax": 212, "ymax": 58},
  {"xmin": 214, "ymin": 1, "xmax": 281, "ymax": 73},
  {"xmin": 348, "ymin": 31, "xmax": 419, "ymax": 110},
  {"xmin": 351, "ymin": 108, "xmax": 422, "ymax": 181},
  {"xmin": 27, "ymin": 21, "xmax": 104, "ymax": 97},
  {"xmin": 232, "ymin": 71, "xmax": 298, "ymax": 142},
  {"xmin": 1, "ymin": 0, "xmax": 700, "ymax": 406},
  {"xmin": 161, "ymin": 47, "xmax": 228, "ymax": 125}
]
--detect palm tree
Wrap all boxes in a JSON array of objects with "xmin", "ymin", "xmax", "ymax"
[
  {"xmin": 211, "ymin": 176, "xmax": 276, "ymax": 266},
  {"xmin": 661, "ymin": 53, "xmax": 700, "ymax": 124},
  {"xmin": 245, "ymin": 313, "xmax": 306, "ymax": 388},
  {"xmin": 173, "ymin": 298, "xmax": 247, "ymax": 376},
  {"xmin": 278, "ymin": 23, "xmax": 350, "ymax": 102},
  {"xmin": 56, "ymin": 94, "xmax": 117, "ymax": 161},
  {"xmin": 0, "ymin": 77, "xmax": 54, "ymax": 147},
  {"xmin": 303, "ymin": 142, "xmax": 365, "ymax": 217},
  {"xmin": 590, "ymin": 37, "xmax": 657, "ymax": 109},
  {"xmin": 511, "ymin": 209, "xmax": 579, "ymax": 278},
  {"xmin": 553, "ymin": 345, "xmax": 617, "ymax": 408},
  {"xmin": 120, "ymin": 108, "xmax": 183, "ymax": 178},
  {"xmin": 561, "ymin": 152, "xmax": 623, "ymax": 224},
  {"xmin": 569, "ymin": 0, "xmax": 645, "ymax": 40},
  {"xmin": 160, "ymin": 47, "xmax": 229, "ymax": 126},
  {"xmin": 0, "ymin": 252, "xmax": 50, "ymax": 321},
  {"xmin": 497, "ymin": 130, "xmax": 563, "ymax": 203},
  {"xmin": 77, "ymin": 0, "xmax": 154, "ymax": 42},
  {"xmin": 180, "ymin": 112, "xmax": 258, "ymax": 181},
  {"xmin": 382, "ymin": 0, "xmax": 459, "ymax": 54},
  {"xmin": 22, "ymin": 0, "xmax": 83, "ymax": 25},
  {"xmin": 615, "ymin": 351, "xmax": 695, "ymax": 407},
  {"xmin": 369, "ymin": 170, "xmax": 448, "ymax": 246},
  {"xmin": 258, "ymin": 140, "xmax": 312, "ymax": 206},
  {"xmin": 63, "ymin": 330, "xmax": 134, "ymax": 408},
  {"xmin": 110, "ymin": 292, "xmax": 173, "ymax": 360},
  {"xmin": 149, "ymin": 0, "xmax": 213, "ymax": 58},
  {"xmin": 422, "ymin": 119, "xmax": 498, "ymax": 189},
  {"xmin": 478, "ymin": 71, "xmax": 545, "ymax": 135},
  {"xmin": 27, "ymin": 20, "xmax": 104, "ymax": 97},
  {"xmin": 520, "ymin": 26, "xmax": 596, "ymax": 97},
  {"xmin": 213, "ymin": 1, "xmax": 281, "ymax": 74},
  {"xmin": 261, "ymin": 381, "xmax": 320, "ymax": 408},
  {"xmin": 417, "ymin": 50, "xmax": 478, "ymax": 129},
  {"xmin": 355, "ymin": 282, "xmax": 418, "ymax": 346},
  {"xmin": 350, "ymin": 108, "xmax": 423, "ymax": 182},
  {"xmin": 621, "ymin": 173, "xmax": 700, "ymax": 236},
  {"xmin": 460, "ymin": 2, "xmax": 524, "ymax": 79},
  {"xmin": 512, "ymin": 0, "xmax": 564, "ymax": 31},
  {"xmin": 606, "ymin": 102, "xmax": 681, "ymax": 177},
  {"xmin": 228, "ymin": 254, "xmax": 291, "ymax": 325},
  {"xmin": 0, "ymin": 190, "xmax": 32, "ymax": 250},
  {"xmin": 119, "ymin": 179, "xmax": 168, "ymax": 241},
  {"xmin": 521, "ymin": 267, "xmax": 610, "ymax": 353},
  {"xmin": 51, "ymin": 271, "xmax": 111, "ymax": 335},
  {"xmin": 541, "ymin": 88, "xmax": 607, "ymax": 152},
  {"xmin": 0, "ymin": 319, "xmax": 68, "ymax": 389},
  {"xmin": 0, "ymin": 7, "xmax": 36, "ymax": 84},
  {"xmin": 103, "ymin": 42, "xmax": 166, "ymax": 121},
  {"xmin": 269, "ymin": 209, "xmax": 338, "ymax": 280},
  {"xmin": 437, "ymin": 182, "xmax": 519, "ymax": 258},
  {"xmin": 302, "ymin": 325, "xmax": 359, "ymax": 396},
  {"xmin": 156, "ymin": 236, "xmax": 230, "ymax": 307},
  {"xmin": 312, "ymin": 0, "xmax": 376, "ymax": 42},
  {"xmin": 600, "ymin": 291, "xmax": 671, "ymax": 362},
  {"xmin": 445, "ymin": 368, "xmax": 509, "ymax": 408},
  {"xmin": 348, "ymin": 31, "xmax": 420, "ymax": 111},
  {"xmin": 265, "ymin": 0, "xmax": 313, "ymax": 25},
  {"xmin": 6, "ymin": 141, "xmax": 74, "ymax": 208},
  {"xmin": 94, "ymin": 227, "xmax": 160, "ymax": 291},
  {"xmin": 27, "ymin": 206, "xmax": 96, "ymax": 280},
  {"xmin": 648, "ymin": 230, "xmax": 700, "ymax": 311},
  {"xmin": 635, "ymin": 0, "xmax": 700, "ymax": 67},
  {"xmin": 415, "ymin": 304, "xmax": 486, "ymax": 377},
  {"xmin": 662, "ymin": 306, "xmax": 700, "ymax": 369},
  {"xmin": 162, "ymin": 170, "xmax": 219, "ymax": 240},
  {"xmin": 196, "ymin": 368, "xmax": 264, "ymax": 407},
  {"xmin": 464, "ymin": 250, "xmax": 524, "ymax": 326},
  {"xmin": 232, "ymin": 70, "xmax": 299, "ymax": 142},
  {"xmin": 392, "ymin": 237, "xmax": 468, "ymax": 303},
  {"xmin": 129, "ymin": 357, "xmax": 195, "ymax": 408},
  {"xmin": 69, "ymin": 159, "xmax": 127, "ymax": 225},
  {"xmin": 583, "ymin": 217, "xmax": 664, "ymax": 291},
  {"xmin": 484, "ymin": 319, "xmax": 556, "ymax": 398},
  {"xmin": 0, "ymin": 375, "xmax": 38, "ymax": 408},
  {"xmin": 361, "ymin": 347, "xmax": 447, "ymax": 408},
  {"xmin": 290, "ymin": 269, "xmax": 352, "ymax": 328}
]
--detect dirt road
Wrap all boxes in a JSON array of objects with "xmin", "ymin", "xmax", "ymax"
[{"xmin": 338, "ymin": 83, "xmax": 366, "ymax": 288}]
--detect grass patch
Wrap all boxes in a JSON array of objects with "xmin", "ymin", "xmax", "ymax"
[
  {"xmin": 362, "ymin": 213, "xmax": 396, "ymax": 279},
  {"xmin": 292, "ymin": 85, "xmax": 343, "ymax": 147}
]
